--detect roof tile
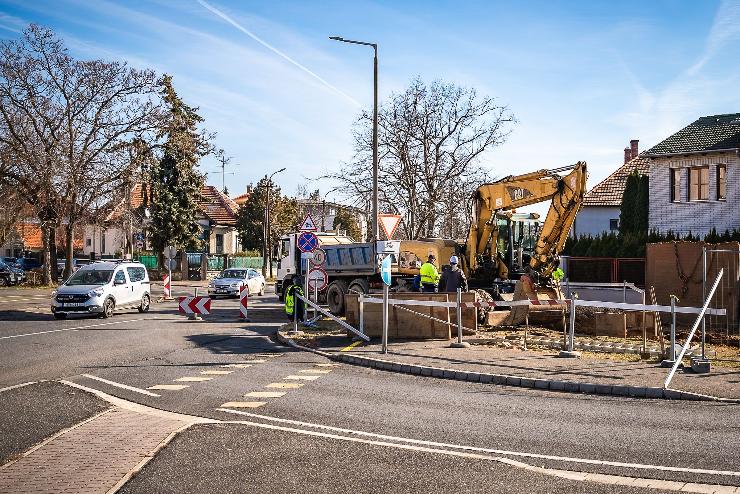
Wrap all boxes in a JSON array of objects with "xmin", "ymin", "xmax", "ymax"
[
  {"xmin": 645, "ymin": 113, "xmax": 740, "ymax": 155},
  {"xmin": 583, "ymin": 155, "xmax": 649, "ymax": 207}
]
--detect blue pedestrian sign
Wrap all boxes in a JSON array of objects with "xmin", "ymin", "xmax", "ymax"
[
  {"xmin": 297, "ymin": 232, "xmax": 319, "ymax": 253},
  {"xmin": 381, "ymin": 254, "xmax": 392, "ymax": 286}
]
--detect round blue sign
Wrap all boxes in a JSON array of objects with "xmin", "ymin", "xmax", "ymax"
[
  {"xmin": 298, "ymin": 232, "xmax": 319, "ymax": 253},
  {"xmin": 381, "ymin": 254, "xmax": 392, "ymax": 286}
]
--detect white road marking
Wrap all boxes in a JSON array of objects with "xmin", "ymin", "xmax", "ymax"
[
  {"xmin": 0, "ymin": 318, "xmax": 155, "ymax": 340},
  {"xmin": 81, "ymin": 374, "xmax": 160, "ymax": 397},
  {"xmin": 284, "ymin": 375, "xmax": 320, "ymax": 381},
  {"xmin": 217, "ymin": 409, "xmax": 740, "ymax": 478},
  {"xmin": 0, "ymin": 381, "xmax": 38, "ymax": 393}
]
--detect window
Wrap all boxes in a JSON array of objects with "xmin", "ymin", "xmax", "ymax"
[
  {"xmin": 215, "ymin": 234, "xmax": 224, "ymax": 254},
  {"xmin": 114, "ymin": 270, "xmax": 127, "ymax": 284},
  {"xmin": 670, "ymin": 168, "xmax": 681, "ymax": 202},
  {"xmin": 717, "ymin": 165, "xmax": 726, "ymax": 200},
  {"xmin": 126, "ymin": 267, "xmax": 146, "ymax": 282},
  {"xmin": 86, "ymin": 238, "xmax": 92, "ymax": 247},
  {"xmin": 688, "ymin": 166, "xmax": 709, "ymax": 201},
  {"xmin": 609, "ymin": 219, "xmax": 619, "ymax": 231}
]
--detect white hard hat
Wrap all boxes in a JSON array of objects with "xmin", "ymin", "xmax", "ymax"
[{"xmin": 449, "ymin": 255, "xmax": 459, "ymax": 265}]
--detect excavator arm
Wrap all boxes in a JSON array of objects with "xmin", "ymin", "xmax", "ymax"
[{"xmin": 466, "ymin": 162, "xmax": 587, "ymax": 280}]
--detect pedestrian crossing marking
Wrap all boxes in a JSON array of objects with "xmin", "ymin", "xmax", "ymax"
[
  {"xmin": 284, "ymin": 375, "xmax": 321, "ymax": 381},
  {"xmin": 221, "ymin": 401, "xmax": 266, "ymax": 408},
  {"xmin": 244, "ymin": 391, "xmax": 286, "ymax": 398},
  {"xmin": 200, "ymin": 370, "xmax": 233, "ymax": 375},
  {"xmin": 245, "ymin": 359, "xmax": 267, "ymax": 363},
  {"xmin": 221, "ymin": 364, "xmax": 252, "ymax": 369},
  {"xmin": 299, "ymin": 369, "xmax": 332, "ymax": 374},
  {"xmin": 148, "ymin": 384, "xmax": 189, "ymax": 391},
  {"xmin": 266, "ymin": 382, "xmax": 303, "ymax": 389},
  {"xmin": 314, "ymin": 363, "xmax": 340, "ymax": 367},
  {"xmin": 175, "ymin": 377, "xmax": 213, "ymax": 382}
]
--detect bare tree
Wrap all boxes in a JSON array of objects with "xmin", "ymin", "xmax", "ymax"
[
  {"xmin": 0, "ymin": 25, "xmax": 161, "ymax": 281},
  {"xmin": 326, "ymin": 77, "xmax": 513, "ymax": 240}
]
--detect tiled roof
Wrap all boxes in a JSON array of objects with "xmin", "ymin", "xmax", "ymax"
[
  {"xmin": 15, "ymin": 223, "xmax": 83, "ymax": 250},
  {"xmin": 232, "ymin": 191, "xmax": 250, "ymax": 206},
  {"xmin": 583, "ymin": 155, "xmax": 650, "ymax": 207},
  {"xmin": 199, "ymin": 186, "xmax": 239, "ymax": 226},
  {"xmin": 645, "ymin": 113, "xmax": 740, "ymax": 156}
]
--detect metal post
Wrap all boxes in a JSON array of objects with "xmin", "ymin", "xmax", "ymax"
[
  {"xmin": 623, "ymin": 280, "xmax": 626, "ymax": 303},
  {"xmin": 293, "ymin": 294, "xmax": 299, "ymax": 333},
  {"xmin": 372, "ymin": 44, "xmax": 378, "ymax": 241},
  {"xmin": 189, "ymin": 287, "xmax": 201, "ymax": 321},
  {"xmin": 641, "ymin": 290, "xmax": 647, "ymax": 354},
  {"xmin": 450, "ymin": 288, "xmax": 469, "ymax": 348},
  {"xmin": 565, "ymin": 277, "xmax": 570, "ymax": 299},
  {"xmin": 303, "ymin": 257, "xmax": 310, "ymax": 327},
  {"xmin": 660, "ymin": 295, "xmax": 678, "ymax": 367},
  {"xmin": 558, "ymin": 297, "xmax": 580, "ymax": 358},
  {"xmin": 382, "ymin": 283, "xmax": 389, "ymax": 354},
  {"xmin": 701, "ymin": 247, "xmax": 706, "ymax": 360},
  {"xmin": 167, "ymin": 262, "xmax": 172, "ymax": 300},
  {"xmin": 313, "ymin": 273, "xmax": 318, "ymax": 321},
  {"xmin": 359, "ymin": 295, "xmax": 365, "ymax": 336}
]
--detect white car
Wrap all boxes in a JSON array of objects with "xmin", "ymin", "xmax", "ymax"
[
  {"xmin": 51, "ymin": 261, "xmax": 151, "ymax": 319},
  {"xmin": 208, "ymin": 268, "xmax": 265, "ymax": 298}
]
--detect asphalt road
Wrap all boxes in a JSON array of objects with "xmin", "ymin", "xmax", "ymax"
[{"xmin": 1, "ymin": 284, "xmax": 738, "ymax": 492}]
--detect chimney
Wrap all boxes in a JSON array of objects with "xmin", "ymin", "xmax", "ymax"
[
  {"xmin": 624, "ymin": 147, "xmax": 631, "ymax": 164},
  {"xmin": 630, "ymin": 139, "xmax": 639, "ymax": 159},
  {"xmin": 246, "ymin": 184, "xmax": 253, "ymax": 194}
]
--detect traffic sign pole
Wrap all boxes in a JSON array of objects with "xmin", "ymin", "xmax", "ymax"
[{"xmin": 382, "ymin": 281, "xmax": 389, "ymax": 354}]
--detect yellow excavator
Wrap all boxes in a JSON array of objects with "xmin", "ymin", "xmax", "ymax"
[{"xmin": 397, "ymin": 161, "xmax": 587, "ymax": 298}]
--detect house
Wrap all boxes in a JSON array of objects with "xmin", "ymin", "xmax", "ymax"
[
  {"xmin": 1, "ymin": 215, "xmax": 83, "ymax": 259},
  {"xmin": 296, "ymin": 197, "xmax": 368, "ymax": 241},
  {"xmin": 645, "ymin": 113, "xmax": 740, "ymax": 237},
  {"xmin": 573, "ymin": 140, "xmax": 648, "ymax": 237},
  {"xmin": 83, "ymin": 184, "xmax": 241, "ymax": 257}
]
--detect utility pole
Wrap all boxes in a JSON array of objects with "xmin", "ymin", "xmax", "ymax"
[{"xmin": 262, "ymin": 168, "xmax": 286, "ymax": 278}]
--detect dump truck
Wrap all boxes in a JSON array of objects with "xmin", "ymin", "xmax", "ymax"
[{"xmin": 276, "ymin": 162, "xmax": 587, "ymax": 315}]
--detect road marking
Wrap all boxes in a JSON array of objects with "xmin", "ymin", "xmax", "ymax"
[
  {"xmin": 244, "ymin": 391, "xmax": 286, "ymax": 398},
  {"xmin": 340, "ymin": 341, "xmax": 363, "ymax": 352},
  {"xmin": 266, "ymin": 383, "xmax": 303, "ymax": 389},
  {"xmin": 175, "ymin": 377, "xmax": 213, "ymax": 382},
  {"xmin": 81, "ymin": 374, "xmax": 160, "ymax": 397},
  {"xmin": 147, "ymin": 384, "xmax": 189, "ymax": 391},
  {"xmin": 245, "ymin": 359, "xmax": 267, "ymax": 363},
  {"xmin": 314, "ymin": 363, "xmax": 340, "ymax": 367},
  {"xmin": 299, "ymin": 369, "xmax": 332, "ymax": 374},
  {"xmin": 0, "ymin": 381, "xmax": 38, "ymax": 393},
  {"xmin": 200, "ymin": 370, "xmax": 233, "ymax": 375},
  {"xmin": 221, "ymin": 401, "xmax": 266, "ymax": 408},
  {"xmin": 221, "ymin": 364, "xmax": 252, "ymax": 369},
  {"xmin": 0, "ymin": 318, "xmax": 152, "ymax": 340},
  {"xmin": 217, "ymin": 409, "xmax": 740, "ymax": 479},
  {"xmin": 253, "ymin": 353, "xmax": 282, "ymax": 358},
  {"xmin": 284, "ymin": 375, "xmax": 321, "ymax": 381}
]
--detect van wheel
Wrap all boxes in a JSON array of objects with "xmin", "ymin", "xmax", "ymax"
[
  {"xmin": 102, "ymin": 298, "xmax": 115, "ymax": 318},
  {"xmin": 326, "ymin": 280, "xmax": 349, "ymax": 315},
  {"xmin": 138, "ymin": 294, "xmax": 150, "ymax": 313}
]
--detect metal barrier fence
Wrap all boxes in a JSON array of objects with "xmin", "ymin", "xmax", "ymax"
[
  {"xmin": 207, "ymin": 255, "xmax": 224, "ymax": 271},
  {"xmin": 561, "ymin": 256, "xmax": 645, "ymax": 287},
  {"xmin": 228, "ymin": 256, "xmax": 264, "ymax": 269},
  {"xmin": 704, "ymin": 247, "xmax": 739, "ymax": 344},
  {"xmin": 136, "ymin": 255, "xmax": 158, "ymax": 269}
]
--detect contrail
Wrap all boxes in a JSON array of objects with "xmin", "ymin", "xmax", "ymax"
[{"xmin": 197, "ymin": 0, "xmax": 362, "ymax": 107}]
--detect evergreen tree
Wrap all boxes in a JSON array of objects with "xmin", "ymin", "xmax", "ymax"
[
  {"xmin": 149, "ymin": 75, "xmax": 211, "ymax": 256},
  {"xmin": 332, "ymin": 208, "xmax": 362, "ymax": 241},
  {"xmin": 236, "ymin": 178, "xmax": 298, "ymax": 252},
  {"xmin": 619, "ymin": 170, "xmax": 649, "ymax": 234}
]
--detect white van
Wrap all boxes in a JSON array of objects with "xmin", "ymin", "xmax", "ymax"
[{"xmin": 51, "ymin": 261, "xmax": 151, "ymax": 319}]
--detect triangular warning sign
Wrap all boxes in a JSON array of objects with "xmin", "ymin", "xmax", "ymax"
[
  {"xmin": 378, "ymin": 214, "xmax": 401, "ymax": 240},
  {"xmin": 299, "ymin": 213, "xmax": 318, "ymax": 231}
]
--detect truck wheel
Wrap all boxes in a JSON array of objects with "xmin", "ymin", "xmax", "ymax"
[
  {"xmin": 348, "ymin": 279, "xmax": 369, "ymax": 295},
  {"xmin": 326, "ymin": 280, "xmax": 349, "ymax": 315}
]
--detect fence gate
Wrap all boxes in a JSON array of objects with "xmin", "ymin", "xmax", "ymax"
[{"xmin": 704, "ymin": 246, "xmax": 740, "ymax": 346}]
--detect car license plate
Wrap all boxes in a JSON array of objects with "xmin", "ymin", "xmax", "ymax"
[{"xmin": 61, "ymin": 302, "xmax": 83, "ymax": 307}]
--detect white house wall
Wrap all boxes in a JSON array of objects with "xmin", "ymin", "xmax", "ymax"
[
  {"xmin": 649, "ymin": 152, "xmax": 739, "ymax": 237},
  {"xmin": 573, "ymin": 206, "xmax": 620, "ymax": 237}
]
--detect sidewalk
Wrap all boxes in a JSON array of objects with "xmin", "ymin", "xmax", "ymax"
[{"xmin": 279, "ymin": 331, "xmax": 740, "ymax": 401}]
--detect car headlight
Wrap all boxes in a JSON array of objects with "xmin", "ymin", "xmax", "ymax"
[
  {"xmin": 209, "ymin": 282, "xmax": 214, "ymax": 288},
  {"xmin": 88, "ymin": 288, "xmax": 105, "ymax": 298},
  {"xmin": 51, "ymin": 290, "xmax": 57, "ymax": 297}
]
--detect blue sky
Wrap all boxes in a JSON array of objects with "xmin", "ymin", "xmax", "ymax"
[{"xmin": 1, "ymin": 0, "xmax": 739, "ymax": 211}]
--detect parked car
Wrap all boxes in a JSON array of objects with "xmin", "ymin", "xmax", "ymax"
[
  {"xmin": 50, "ymin": 261, "xmax": 151, "ymax": 319},
  {"xmin": 0, "ymin": 260, "xmax": 17, "ymax": 286},
  {"xmin": 2, "ymin": 258, "xmax": 26, "ymax": 284},
  {"xmin": 208, "ymin": 268, "xmax": 265, "ymax": 298},
  {"xmin": 10, "ymin": 257, "xmax": 41, "ymax": 271}
]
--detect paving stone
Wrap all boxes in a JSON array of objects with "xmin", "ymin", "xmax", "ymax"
[
  {"xmin": 549, "ymin": 380, "xmax": 565, "ymax": 391},
  {"xmin": 492, "ymin": 375, "xmax": 507, "ymax": 385},
  {"xmin": 420, "ymin": 367, "xmax": 432, "ymax": 377},
  {"xmin": 533, "ymin": 379, "xmax": 549, "ymax": 390},
  {"xmin": 505, "ymin": 376, "xmax": 521, "ymax": 386},
  {"xmin": 443, "ymin": 370, "xmax": 456, "ymax": 379},
  {"xmin": 645, "ymin": 387, "xmax": 664, "ymax": 399},
  {"xmin": 466, "ymin": 373, "xmax": 481, "ymax": 383},
  {"xmin": 627, "ymin": 386, "xmax": 647, "ymax": 398},
  {"xmin": 454, "ymin": 371, "xmax": 468, "ymax": 380},
  {"xmin": 594, "ymin": 384, "xmax": 612, "ymax": 395},
  {"xmin": 578, "ymin": 383, "xmax": 596, "ymax": 394},
  {"xmin": 611, "ymin": 385, "xmax": 629, "ymax": 396},
  {"xmin": 520, "ymin": 378, "xmax": 535, "ymax": 388},
  {"xmin": 400, "ymin": 365, "xmax": 411, "ymax": 373},
  {"xmin": 479, "ymin": 374, "xmax": 493, "ymax": 384}
]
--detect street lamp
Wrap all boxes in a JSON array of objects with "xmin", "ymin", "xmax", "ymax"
[
  {"xmin": 329, "ymin": 35, "xmax": 379, "ymax": 241},
  {"xmin": 263, "ymin": 167, "xmax": 286, "ymax": 277}
]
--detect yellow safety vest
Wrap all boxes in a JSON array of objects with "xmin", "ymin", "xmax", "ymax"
[
  {"xmin": 284, "ymin": 285, "xmax": 304, "ymax": 315},
  {"xmin": 419, "ymin": 262, "xmax": 439, "ymax": 285}
]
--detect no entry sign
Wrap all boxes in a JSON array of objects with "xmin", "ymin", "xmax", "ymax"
[{"xmin": 297, "ymin": 232, "xmax": 319, "ymax": 253}]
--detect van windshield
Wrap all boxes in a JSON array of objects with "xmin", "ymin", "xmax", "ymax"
[{"xmin": 66, "ymin": 269, "xmax": 113, "ymax": 286}]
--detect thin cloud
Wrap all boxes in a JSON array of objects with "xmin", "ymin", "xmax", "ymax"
[
  {"xmin": 196, "ymin": 0, "xmax": 361, "ymax": 107},
  {"xmin": 688, "ymin": 0, "xmax": 740, "ymax": 75}
]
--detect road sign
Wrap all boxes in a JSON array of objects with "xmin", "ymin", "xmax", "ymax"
[
  {"xmin": 378, "ymin": 214, "xmax": 401, "ymax": 240},
  {"xmin": 311, "ymin": 248, "xmax": 326, "ymax": 265},
  {"xmin": 307, "ymin": 267, "xmax": 328, "ymax": 291},
  {"xmin": 381, "ymin": 254, "xmax": 392, "ymax": 286},
  {"xmin": 165, "ymin": 245, "xmax": 177, "ymax": 259},
  {"xmin": 178, "ymin": 296, "xmax": 211, "ymax": 315},
  {"xmin": 376, "ymin": 240, "xmax": 400, "ymax": 255},
  {"xmin": 163, "ymin": 274, "xmax": 171, "ymax": 298},
  {"xmin": 239, "ymin": 285, "xmax": 249, "ymax": 319},
  {"xmin": 297, "ymin": 232, "xmax": 319, "ymax": 253},
  {"xmin": 136, "ymin": 241, "xmax": 144, "ymax": 249},
  {"xmin": 301, "ymin": 252, "xmax": 314, "ymax": 260},
  {"xmin": 299, "ymin": 213, "xmax": 318, "ymax": 231}
]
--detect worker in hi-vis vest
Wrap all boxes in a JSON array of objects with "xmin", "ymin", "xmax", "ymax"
[
  {"xmin": 284, "ymin": 279, "xmax": 305, "ymax": 321},
  {"xmin": 419, "ymin": 254, "xmax": 440, "ymax": 293}
]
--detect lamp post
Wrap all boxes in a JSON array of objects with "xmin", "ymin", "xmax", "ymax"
[
  {"xmin": 263, "ymin": 167, "xmax": 286, "ymax": 277},
  {"xmin": 329, "ymin": 35, "xmax": 379, "ymax": 241}
]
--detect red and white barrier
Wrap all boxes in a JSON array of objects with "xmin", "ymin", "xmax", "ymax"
[
  {"xmin": 239, "ymin": 285, "xmax": 249, "ymax": 319},
  {"xmin": 163, "ymin": 274, "xmax": 171, "ymax": 299},
  {"xmin": 178, "ymin": 296, "xmax": 211, "ymax": 315}
]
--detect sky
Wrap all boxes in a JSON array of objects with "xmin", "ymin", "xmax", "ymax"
[{"xmin": 1, "ymin": 0, "xmax": 739, "ymax": 214}]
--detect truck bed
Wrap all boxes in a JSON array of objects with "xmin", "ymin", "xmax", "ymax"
[{"xmin": 321, "ymin": 242, "xmax": 376, "ymax": 275}]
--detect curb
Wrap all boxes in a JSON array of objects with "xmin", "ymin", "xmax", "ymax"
[{"xmin": 275, "ymin": 331, "xmax": 739, "ymax": 404}]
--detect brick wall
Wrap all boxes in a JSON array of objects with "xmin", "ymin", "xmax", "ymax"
[{"xmin": 649, "ymin": 151, "xmax": 739, "ymax": 236}]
